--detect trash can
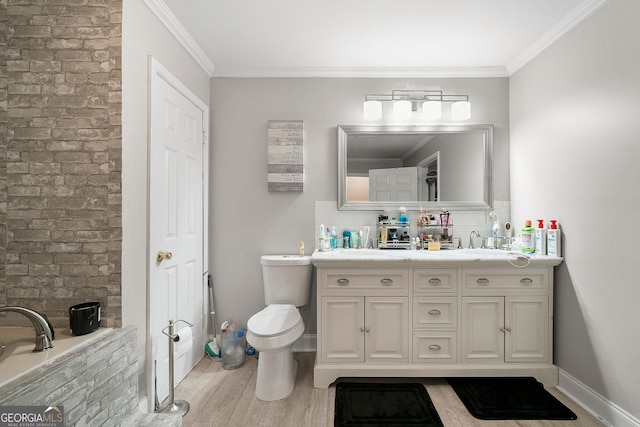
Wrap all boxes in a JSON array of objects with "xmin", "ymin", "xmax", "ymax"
[
  {"xmin": 69, "ymin": 302, "xmax": 101, "ymax": 335},
  {"xmin": 221, "ymin": 329, "xmax": 246, "ymax": 370}
]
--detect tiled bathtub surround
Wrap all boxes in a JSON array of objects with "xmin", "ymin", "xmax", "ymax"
[
  {"xmin": 0, "ymin": 326, "xmax": 180, "ymax": 427},
  {"xmin": 314, "ymin": 201, "xmax": 511, "ymax": 250}
]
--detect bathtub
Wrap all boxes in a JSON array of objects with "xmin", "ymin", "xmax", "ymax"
[{"xmin": 0, "ymin": 326, "xmax": 112, "ymax": 388}]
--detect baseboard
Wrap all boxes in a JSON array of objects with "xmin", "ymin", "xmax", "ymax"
[
  {"xmin": 293, "ymin": 334, "xmax": 316, "ymax": 352},
  {"xmin": 558, "ymin": 369, "xmax": 640, "ymax": 427}
]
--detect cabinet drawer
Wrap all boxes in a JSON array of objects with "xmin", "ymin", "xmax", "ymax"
[
  {"xmin": 413, "ymin": 297, "xmax": 457, "ymax": 329},
  {"xmin": 321, "ymin": 269, "xmax": 408, "ymax": 295},
  {"xmin": 413, "ymin": 268, "xmax": 457, "ymax": 293},
  {"xmin": 463, "ymin": 269, "xmax": 547, "ymax": 294},
  {"xmin": 413, "ymin": 331, "xmax": 457, "ymax": 363}
]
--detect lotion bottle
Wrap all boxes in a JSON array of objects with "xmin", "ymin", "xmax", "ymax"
[
  {"xmin": 535, "ymin": 219, "xmax": 547, "ymax": 255},
  {"xmin": 521, "ymin": 220, "xmax": 535, "ymax": 254},
  {"xmin": 299, "ymin": 241, "xmax": 304, "ymax": 256},
  {"xmin": 547, "ymin": 220, "xmax": 562, "ymax": 257}
]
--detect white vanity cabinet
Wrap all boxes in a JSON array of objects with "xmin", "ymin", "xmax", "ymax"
[
  {"xmin": 461, "ymin": 268, "xmax": 550, "ymax": 363},
  {"xmin": 319, "ymin": 269, "xmax": 409, "ymax": 364},
  {"xmin": 321, "ymin": 296, "xmax": 408, "ymax": 363},
  {"xmin": 312, "ymin": 251, "xmax": 562, "ymax": 389}
]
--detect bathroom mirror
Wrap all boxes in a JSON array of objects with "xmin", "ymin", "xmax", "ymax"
[{"xmin": 338, "ymin": 124, "xmax": 493, "ymax": 211}]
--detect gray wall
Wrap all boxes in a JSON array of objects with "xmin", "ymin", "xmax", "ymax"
[
  {"xmin": 209, "ymin": 77, "xmax": 509, "ymax": 336},
  {"xmin": 121, "ymin": 0, "xmax": 210, "ymax": 400},
  {"xmin": 510, "ymin": 0, "xmax": 640, "ymax": 419}
]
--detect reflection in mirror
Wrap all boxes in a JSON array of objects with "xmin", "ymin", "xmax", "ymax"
[{"xmin": 338, "ymin": 125, "xmax": 493, "ymax": 211}]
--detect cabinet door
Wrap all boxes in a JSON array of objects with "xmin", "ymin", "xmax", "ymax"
[
  {"xmin": 505, "ymin": 296, "xmax": 549, "ymax": 363},
  {"xmin": 365, "ymin": 297, "xmax": 409, "ymax": 363},
  {"xmin": 321, "ymin": 297, "xmax": 364, "ymax": 363},
  {"xmin": 461, "ymin": 297, "xmax": 504, "ymax": 363}
]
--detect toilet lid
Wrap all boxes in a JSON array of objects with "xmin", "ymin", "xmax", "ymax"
[{"xmin": 248, "ymin": 304, "xmax": 301, "ymax": 337}]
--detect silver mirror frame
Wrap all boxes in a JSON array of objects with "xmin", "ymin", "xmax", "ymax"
[{"xmin": 338, "ymin": 124, "xmax": 494, "ymax": 211}]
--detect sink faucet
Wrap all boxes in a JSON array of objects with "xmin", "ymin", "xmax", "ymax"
[
  {"xmin": 0, "ymin": 306, "xmax": 54, "ymax": 352},
  {"xmin": 469, "ymin": 230, "xmax": 481, "ymax": 249}
]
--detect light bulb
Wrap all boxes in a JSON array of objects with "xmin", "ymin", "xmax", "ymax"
[
  {"xmin": 393, "ymin": 100, "xmax": 412, "ymax": 120},
  {"xmin": 363, "ymin": 100, "xmax": 382, "ymax": 120},
  {"xmin": 451, "ymin": 101, "xmax": 471, "ymax": 120},
  {"xmin": 422, "ymin": 101, "xmax": 442, "ymax": 120}
]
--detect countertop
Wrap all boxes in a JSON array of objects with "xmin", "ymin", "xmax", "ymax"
[{"xmin": 311, "ymin": 248, "xmax": 563, "ymax": 268}]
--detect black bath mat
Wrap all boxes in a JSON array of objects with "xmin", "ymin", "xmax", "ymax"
[
  {"xmin": 334, "ymin": 382, "xmax": 443, "ymax": 427},
  {"xmin": 447, "ymin": 377, "xmax": 577, "ymax": 420}
]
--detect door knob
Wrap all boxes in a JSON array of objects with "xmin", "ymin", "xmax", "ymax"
[{"xmin": 156, "ymin": 251, "xmax": 173, "ymax": 263}]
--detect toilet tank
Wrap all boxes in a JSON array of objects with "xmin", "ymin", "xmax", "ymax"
[{"xmin": 261, "ymin": 255, "xmax": 312, "ymax": 306}]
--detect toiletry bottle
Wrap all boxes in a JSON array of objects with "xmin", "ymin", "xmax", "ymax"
[
  {"xmin": 399, "ymin": 207, "xmax": 408, "ymax": 224},
  {"xmin": 330, "ymin": 227, "xmax": 338, "ymax": 249},
  {"xmin": 547, "ymin": 220, "xmax": 562, "ymax": 257},
  {"xmin": 521, "ymin": 220, "xmax": 535, "ymax": 254},
  {"xmin": 535, "ymin": 219, "xmax": 547, "ymax": 255},
  {"xmin": 491, "ymin": 219, "xmax": 501, "ymax": 249},
  {"xmin": 299, "ymin": 241, "xmax": 304, "ymax": 256}
]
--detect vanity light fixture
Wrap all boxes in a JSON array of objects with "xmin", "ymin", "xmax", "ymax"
[{"xmin": 362, "ymin": 90, "xmax": 470, "ymax": 121}]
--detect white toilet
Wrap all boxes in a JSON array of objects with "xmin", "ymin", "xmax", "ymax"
[{"xmin": 246, "ymin": 255, "xmax": 312, "ymax": 401}]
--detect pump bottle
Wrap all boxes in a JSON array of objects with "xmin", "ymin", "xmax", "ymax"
[
  {"xmin": 535, "ymin": 220, "xmax": 547, "ymax": 255},
  {"xmin": 547, "ymin": 220, "xmax": 562, "ymax": 257}
]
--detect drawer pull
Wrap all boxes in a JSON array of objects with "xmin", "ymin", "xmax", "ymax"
[
  {"xmin": 520, "ymin": 278, "xmax": 533, "ymax": 285},
  {"xmin": 336, "ymin": 278, "xmax": 350, "ymax": 286},
  {"xmin": 428, "ymin": 278, "xmax": 442, "ymax": 284},
  {"xmin": 428, "ymin": 344, "xmax": 441, "ymax": 351},
  {"xmin": 476, "ymin": 278, "xmax": 490, "ymax": 285},
  {"xmin": 380, "ymin": 278, "xmax": 394, "ymax": 286},
  {"xmin": 428, "ymin": 309, "xmax": 442, "ymax": 316}
]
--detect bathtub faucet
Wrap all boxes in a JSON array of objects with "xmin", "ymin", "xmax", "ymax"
[{"xmin": 0, "ymin": 306, "xmax": 54, "ymax": 352}]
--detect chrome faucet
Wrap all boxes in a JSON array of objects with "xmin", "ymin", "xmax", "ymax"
[
  {"xmin": 0, "ymin": 306, "xmax": 54, "ymax": 352},
  {"xmin": 469, "ymin": 230, "xmax": 481, "ymax": 249}
]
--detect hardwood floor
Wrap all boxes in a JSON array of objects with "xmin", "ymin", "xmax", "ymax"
[{"xmin": 174, "ymin": 352, "xmax": 604, "ymax": 427}]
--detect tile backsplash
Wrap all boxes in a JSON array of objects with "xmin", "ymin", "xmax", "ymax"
[{"xmin": 314, "ymin": 201, "xmax": 511, "ymax": 250}]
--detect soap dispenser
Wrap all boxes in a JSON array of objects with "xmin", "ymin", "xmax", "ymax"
[{"xmin": 489, "ymin": 211, "xmax": 501, "ymax": 249}]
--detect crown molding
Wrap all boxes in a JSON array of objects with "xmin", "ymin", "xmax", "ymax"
[
  {"xmin": 507, "ymin": 0, "xmax": 609, "ymax": 74},
  {"xmin": 142, "ymin": 0, "xmax": 216, "ymax": 76},
  {"xmin": 211, "ymin": 66, "xmax": 509, "ymax": 78}
]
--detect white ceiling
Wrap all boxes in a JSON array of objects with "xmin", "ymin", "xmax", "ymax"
[{"xmin": 151, "ymin": 0, "xmax": 607, "ymax": 77}]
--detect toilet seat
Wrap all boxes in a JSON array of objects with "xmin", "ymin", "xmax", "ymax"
[{"xmin": 247, "ymin": 304, "xmax": 301, "ymax": 337}]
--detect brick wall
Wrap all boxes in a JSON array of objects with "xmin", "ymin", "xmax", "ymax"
[{"xmin": 2, "ymin": 0, "xmax": 122, "ymax": 327}]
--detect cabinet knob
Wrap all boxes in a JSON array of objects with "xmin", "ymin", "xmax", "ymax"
[
  {"xmin": 380, "ymin": 278, "xmax": 394, "ymax": 286},
  {"xmin": 428, "ymin": 344, "xmax": 441, "ymax": 351},
  {"xmin": 428, "ymin": 309, "xmax": 442, "ymax": 316},
  {"xmin": 476, "ymin": 278, "xmax": 490, "ymax": 285},
  {"xmin": 500, "ymin": 327, "xmax": 512, "ymax": 333},
  {"xmin": 336, "ymin": 278, "xmax": 350, "ymax": 286},
  {"xmin": 365, "ymin": 327, "xmax": 370, "ymax": 333},
  {"xmin": 359, "ymin": 327, "xmax": 365, "ymax": 332},
  {"xmin": 428, "ymin": 278, "xmax": 442, "ymax": 284},
  {"xmin": 520, "ymin": 278, "xmax": 533, "ymax": 285}
]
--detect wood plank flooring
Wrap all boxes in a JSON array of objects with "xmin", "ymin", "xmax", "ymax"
[{"xmin": 174, "ymin": 352, "xmax": 604, "ymax": 427}]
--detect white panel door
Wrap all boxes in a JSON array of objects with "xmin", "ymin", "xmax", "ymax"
[
  {"xmin": 321, "ymin": 297, "xmax": 364, "ymax": 363},
  {"xmin": 369, "ymin": 167, "xmax": 418, "ymax": 201},
  {"xmin": 461, "ymin": 297, "xmax": 504, "ymax": 363},
  {"xmin": 149, "ymin": 62, "xmax": 205, "ymax": 405},
  {"xmin": 505, "ymin": 296, "xmax": 549, "ymax": 362},
  {"xmin": 365, "ymin": 297, "xmax": 408, "ymax": 363}
]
